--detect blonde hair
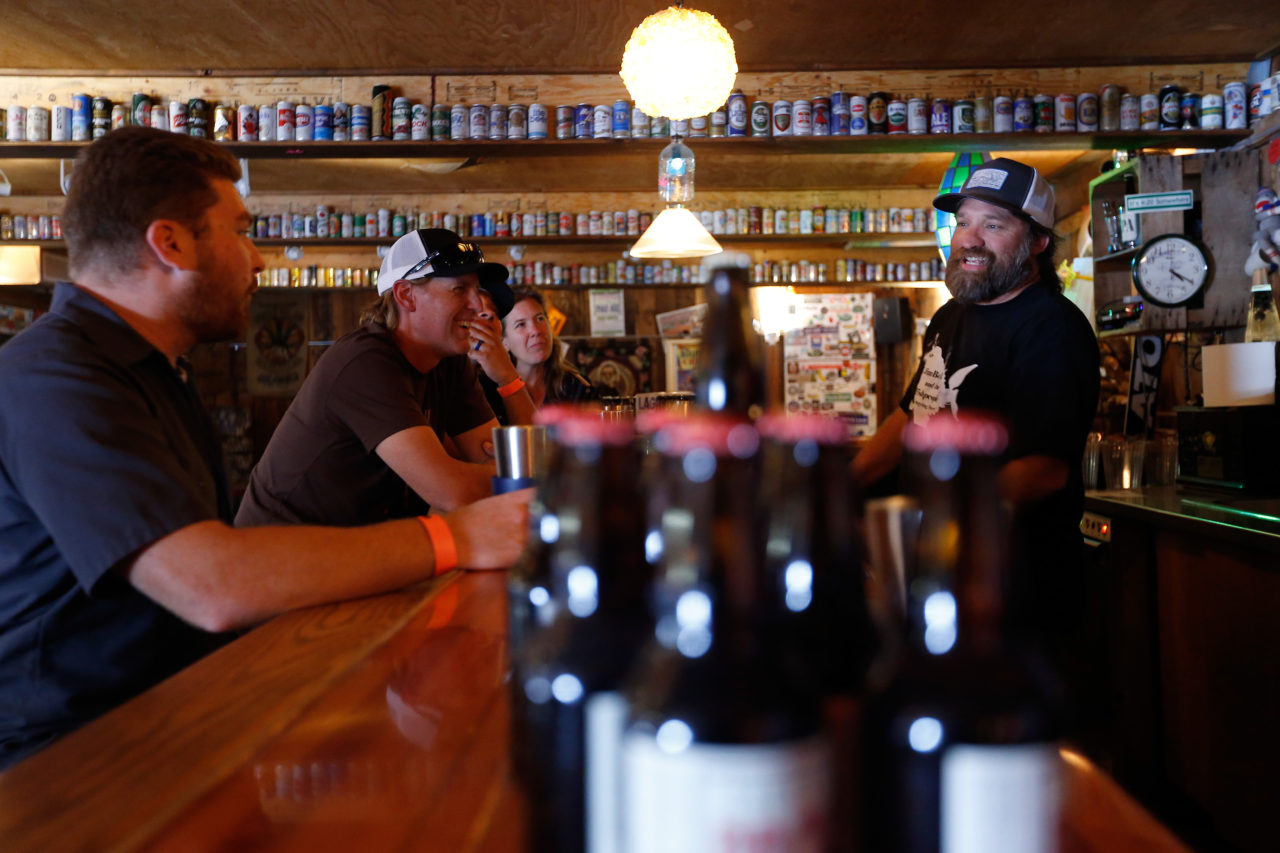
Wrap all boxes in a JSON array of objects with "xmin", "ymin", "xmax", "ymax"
[{"xmin": 359, "ymin": 290, "xmax": 400, "ymax": 329}]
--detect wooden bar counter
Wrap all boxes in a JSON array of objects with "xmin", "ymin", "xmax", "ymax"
[{"xmin": 0, "ymin": 571, "xmax": 1189, "ymax": 852}]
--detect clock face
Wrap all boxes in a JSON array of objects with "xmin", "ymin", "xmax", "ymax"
[{"xmin": 1131, "ymin": 235, "xmax": 1209, "ymax": 308}]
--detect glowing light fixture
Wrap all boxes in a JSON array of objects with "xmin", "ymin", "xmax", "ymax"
[
  {"xmin": 934, "ymin": 151, "xmax": 991, "ymax": 263},
  {"xmin": 620, "ymin": 4, "xmax": 738, "ymax": 120},
  {"xmin": 629, "ymin": 131, "xmax": 721, "ymax": 259},
  {"xmin": 0, "ymin": 246, "xmax": 43, "ymax": 286},
  {"xmin": 749, "ymin": 285, "xmax": 803, "ymax": 344}
]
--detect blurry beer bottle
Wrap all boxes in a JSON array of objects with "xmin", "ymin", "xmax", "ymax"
[
  {"xmin": 693, "ymin": 254, "xmax": 765, "ymax": 419},
  {"xmin": 861, "ymin": 414, "xmax": 1065, "ymax": 853},
  {"xmin": 758, "ymin": 413, "xmax": 877, "ymax": 853},
  {"xmin": 509, "ymin": 410, "xmax": 651, "ymax": 853},
  {"xmin": 622, "ymin": 415, "xmax": 830, "ymax": 853}
]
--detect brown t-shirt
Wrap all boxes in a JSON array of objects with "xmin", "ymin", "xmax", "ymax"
[{"xmin": 235, "ymin": 324, "xmax": 495, "ymax": 527}]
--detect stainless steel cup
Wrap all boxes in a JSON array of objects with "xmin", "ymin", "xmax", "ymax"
[{"xmin": 491, "ymin": 425, "xmax": 550, "ymax": 481}]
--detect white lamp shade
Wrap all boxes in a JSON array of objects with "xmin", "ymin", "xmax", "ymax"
[
  {"xmin": 629, "ymin": 207, "xmax": 723, "ymax": 259},
  {"xmin": 620, "ymin": 6, "xmax": 738, "ymax": 121}
]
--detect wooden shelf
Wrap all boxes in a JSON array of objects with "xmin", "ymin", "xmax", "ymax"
[
  {"xmin": 0, "ymin": 130, "xmax": 1248, "ymax": 160},
  {"xmin": 252, "ymin": 232, "xmax": 937, "ymax": 250}
]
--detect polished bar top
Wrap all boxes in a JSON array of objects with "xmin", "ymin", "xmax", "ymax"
[
  {"xmin": 0, "ymin": 571, "xmax": 1189, "ymax": 852},
  {"xmin": 1086, "ymin": 485, "xmax": 1280, "ymax": 554}
]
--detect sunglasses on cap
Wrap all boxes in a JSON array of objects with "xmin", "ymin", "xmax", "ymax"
[{"xmin": 402, "ymin": 240, "xmax": 487, "ymax": 281}]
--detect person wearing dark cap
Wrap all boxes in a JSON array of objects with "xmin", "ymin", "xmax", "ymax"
[
  {"xmin": 0, "ymin": 130, "xmax": 530, "ymax": 768},
  {"xmin": 237, "ymin": 228, "xmax": 538, "ymax": 527},
  {"xmin": 852, "ymin": 157, "xmax": 1099, "ymax": 654}
]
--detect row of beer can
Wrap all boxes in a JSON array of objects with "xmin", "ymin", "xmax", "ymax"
[
  {"xmin": 758, "ymin": 258, "xmax": 946, "ymax": 284},
  {"xmin": 1, "ymin": 80, "xmax": 1270, "ymax": 143},
  {"xmin": 258, "ymin": 266, "xmax": 378, "ymax": 289},
  {"xmin": 510, "ymin": 260, "xmax": 706, "ymax": 287},
  {"xmin": 0, "ymin": 213, "xmax": 61, "ymax": 241}
]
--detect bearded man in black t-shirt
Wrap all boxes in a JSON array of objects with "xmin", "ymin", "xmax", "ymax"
[{"xmin": 853, "ymin": 157, "xmax": 1100, "ymax": 646}]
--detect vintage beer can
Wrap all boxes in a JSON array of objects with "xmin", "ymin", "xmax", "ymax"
[
  {"xmin": 792, "ymin": 99, "xmax": 812, "ymax": 135},
  {"xmin": 410, "ymin": 103, "xmax": 429, "ymax": 140},
  {"xmin": 670, "ymin": 117, "xmax": 691, "ymax": 137},
  {"xmin": 213, "ymin": 104, "xmax": 235, "ymax": 140},
  {"xmin": 929, "ymin": 98, "xmax": 952, "ymax": 134},
  {"xmin": 771, "ymin": 99, "xmax": 792, "ymax": 135},
  {"xmin": 450, "ymin": 105, "xmax": 468, "ymax": 142},
  {"xmin": 110, "ymin": 104, "xmax": 128, "ymax": 131},
  {"xmin": 51, "ymin": 106, "xmax": 71, "ymax": 141},
  {"xmin": 812, "ymin": 97, "xmax": 831, "ymax": 136},
  {"xmin": 907, "ymin": 97, "xmax": 927, "ymax": 134},
  {"xmin": 887, "ymin": 97, "xmax": 907, "ymax": 134},
  {"xmin": 371, "ymin": 85, "xmax": 391, "ymax": 140},
  {"xmin": 1013, "ymin": 93, "xmax": 1034, "ymax": 131},
  {"xmin": 1076, "ymin": 92, "xmax": 1098, "ymax": 131},
  {"xmin": 630, "ymin": 108, "xmax": 650, "ymax": 138},
  {"xmin": 91, "ymin": 97, "xmax": 111, "ymax": 138},
  {"xmin": 574, "ymin": 103, "xmax": 593, "ymax": 138},
  {"xmin": 71, "ymin": 93, "xmax": 91, "ymax": 141},
  {"xmin": 147, "ymin": 104, "xmax": 166, "ymax": 131},
  {"xmin": 1224, "ymin": 82, "xmax": 1247, "ymax": 129},
  {"xmin": 849, "ymin": 95, "xmax": 868, "ymax": 135},
  {"xmin": 555, "ymin": 105, "xmax": 574, "ymax": 139},
  {"xmin": 486, "ymin": 103, "xmax": 507, "ymax": 140},
  {"xmin": 1033, "ymin": 93, "xmax": 1053, "ymax": 132},
  {"xmin": 253, "ymin": 104, "xmax": 272, "ymax": 140},
  {"xmin": 273, "ymin": 101, "xmax": 294, "ymax": 141},
  {"xmin": 592, "ymin": 104, "xmax": 611, "ymax": 138},
  {"xmin": 650, "ymin": 114, "xmax": 669, "ymax": 137},
  {"xmin": 469, "ymin": 103, "xmax": 488, "ymax": 140},
  {"xmin": 131, "ymin": 93, "xmax": 151, "ymax": 129},
  {"xmin": 188, "ymin": 98, "xmax": 209, "ymax": 137},
  {"xmin": 1140, "ymin": 93, "xmax": 1160, "ymax": 130},
  {"xmin": 1120, "ymin": 94, "xmax": 1141, "ymax": 130},
  {"xmin": 391, "ymin": 97, "xmax": 412, "ymax": 140},
  {"xmin": 314, "ymin": 103, "xmax": 334, "ymax": 140},
  {"xmin": 709, "ymin": 106, "xmax": 727, "ymax": 137},
  {"xmin": 431, "ymin": 104, "xmax": 450, "ymax": 140},
  {"xmin": 1248, "ymin": 84, "xmax": 1263, "ymax": 124},
  {"xmin": 612, "ymin": 99, "xmax": 631, "ymax": 138},
  {"xmin": 727, "ymin": 89, "xmax": 748, "ymax": 136},
  {"xmin": 954, "ymin": 97, "xmax": 975, "ymax": 133},
  {"xmin": 333, "ymin": 102, "xmax": 350, "ymax": 141},
  {"xmin": 1054, "ymin": 94, "xmax": 1076, "ymax": 132},
  {"xmin": 1180, "ymin": 92, "xmax": 1200, "ymax": 129},
  {"xmin": 507, "ymin": 103, "xmax": 527, "ymax": 139},
  {"xmin": 350, "ymin": 104, "xmax": 372, "ymax": 141},
  {"xmin": 993, "ymin": 94, "xmax": 1013, "ymax": 133},
  {"xmin": 750, "ymin": 100, "xmax": 771, "ymax": 136},
  {"xmin": 867, "ymin": 92, "xmax": 889, "ymax": 133},
  {"xmin": 235, "ymin": 104, "xmax": 257, "ymax": 141},
  {"xmin": 973, "ymin": 95, "xmax": 992, "ymax": 133},
  {"xmin": 528, "ymin": 103, "xmax": 548, "ymax": 139},
  {"xmin": 1099, "ymin": 84, "xmax": 1121, "ymax": 131},
  {"xmin": 24, "ymin": 106, "xmax": 49, "ymax": 141},
  {"xmin": 1158, "ymin": 85, "xmax": 1181, "ymax": 129},
  {"xmin": 1199, "ymin": 93, "xmax": 1223, "ymax": 129},
  {"xmin": 831, "ymin": 91, "xmax": 850, "ymax": 135}
]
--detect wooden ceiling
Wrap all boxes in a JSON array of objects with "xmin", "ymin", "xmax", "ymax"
[{"xmin": 1, "ymin": 0, "xmax": 1276, "ymax": 75}]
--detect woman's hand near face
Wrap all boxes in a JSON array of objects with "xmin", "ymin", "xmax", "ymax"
[{"xmin": 467, "ymin": 307, "xmax": 519, "ymax": 384}]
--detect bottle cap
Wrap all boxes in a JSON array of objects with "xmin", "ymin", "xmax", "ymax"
[
  {"xmin": 756, "ymin": 412, "xmax": 849, "ymax": 445},
  {"xmin": 903, "ymin": 413, "xmax": 1008, "ymax": 456}
]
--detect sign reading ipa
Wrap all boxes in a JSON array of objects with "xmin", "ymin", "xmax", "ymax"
[{"xmin": 1124, "ymin": 190, "xmax": 1194, "ymax": 213}]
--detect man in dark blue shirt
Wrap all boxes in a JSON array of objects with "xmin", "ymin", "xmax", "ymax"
[{"xmin": 0, "ymin": 127, "xmax": 531, "ymax": 768}]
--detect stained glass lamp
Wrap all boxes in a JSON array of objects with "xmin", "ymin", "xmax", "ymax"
[{"xmin": 934, "ymin": 152, "xmax": 991, "ymax": 263}]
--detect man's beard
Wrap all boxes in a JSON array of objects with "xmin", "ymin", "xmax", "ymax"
[
  {"xmin": 177, "ymin": 253, "xmax": 251, "ymax": 344},
  {"xmin": 945, "ymin": 237, "xmax": 1034, "ymax": 304}
]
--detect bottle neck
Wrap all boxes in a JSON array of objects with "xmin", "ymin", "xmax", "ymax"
[
  {"xmin": 693, "ymin": 265, "xmax": 764, "ymax": 419},
  {"xmin": 905, "ymin": 450, "xmax": 1011, "ymax": 658}
]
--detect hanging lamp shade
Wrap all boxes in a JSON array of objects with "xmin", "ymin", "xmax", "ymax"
[
  {"xmin": 629, "ymin": 206, "xmax": 723, "ymax": 259},
  {"xmin": 620, "ymin": 6, "xmax": 738, "ymax": 121},
  {"xmin": 934, "ymin": 151, "xmax": 992, "ymax": 263}
]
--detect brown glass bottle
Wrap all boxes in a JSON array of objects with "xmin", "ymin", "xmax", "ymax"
[
  {"xmin": 693, "ymin": 256, "xmax": 765, "ymax": 420},
  {"xmin": 621, "ymin": 415, "xmax": 830, "ymax": 852},
  {"xmin": 508, "ymin": 411, "xmax": 651, "ymax": 853},
  {"xmin": 861, "ymin": 414, "xmax": 1066, "ymax": 853}
]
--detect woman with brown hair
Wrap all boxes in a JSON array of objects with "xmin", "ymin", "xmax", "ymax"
[{"xmin": 480, "ymin": 285, "xmax": 595, "ymax": 424}]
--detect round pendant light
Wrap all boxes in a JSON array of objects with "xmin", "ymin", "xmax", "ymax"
[{"xmin": 620, "ymin": 6, "xmax": 738, "ymax": 121}]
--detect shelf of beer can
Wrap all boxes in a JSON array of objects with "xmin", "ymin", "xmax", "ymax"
[
  {"xmin": 250, "ymin": 233, "xmax": 938, "ymax": 249},
  {"xmin": 0, "ymin": 129, "xmax": 1249, "ymax": 159}
]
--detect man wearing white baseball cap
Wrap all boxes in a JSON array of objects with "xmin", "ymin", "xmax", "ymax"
[
  {"xmin": 853, "ymin": 157, "xmax": 1099, "ymax": 669},
  {"xmin": 237, "ymin": 228, "xmax": 536, "ymax": 527}
]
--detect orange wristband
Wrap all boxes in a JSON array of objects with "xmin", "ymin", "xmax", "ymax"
[
  {"xmin": 496, "ymin": 376, "xmax": 526, "ymax": 398},
  {"xmin": 418, "ymin": 515, "xmax": 458, "ymax": 575}
]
